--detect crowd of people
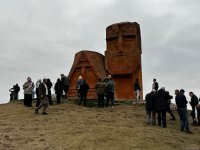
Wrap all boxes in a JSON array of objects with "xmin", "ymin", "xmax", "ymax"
[
  {"xmin": 9, "ymin": 75, "xmax": 200, "ymax": 133},
  {"xmin": 145, "ymin": 78, "xmax": 200, "ymax": 134},
  {"xmin": 11, "ymin": 74, "xmax": 115, "ymax": 114}
]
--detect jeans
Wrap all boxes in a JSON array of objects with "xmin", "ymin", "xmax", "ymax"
[{"xmin": 177, "ymin": 108, "xmax": 189, "ymax": 130}]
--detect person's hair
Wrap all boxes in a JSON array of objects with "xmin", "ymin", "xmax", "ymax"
[
  {"xmin": 153, "ymin": 78, "xmax": 156, "ymax": 81},
  {"xmin": 189, "ymin": 92, "xmax": 193, "ymax": 95},
  {"xmin": 136, "ymin": 78, "xmax": 138, "ymax": 82},
  {"xmin": 175, "ymin": 89, "xmax": 179, "ymax": 94}
]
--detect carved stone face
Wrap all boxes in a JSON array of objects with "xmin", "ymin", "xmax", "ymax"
[{"xmin": 105, "ymin": 22, "xmax": 141, "ymax": 75}]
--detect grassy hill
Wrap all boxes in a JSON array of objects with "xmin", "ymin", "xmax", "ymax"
[{"xmin": 0, "ymin": 100, "xmax": 199, "ymax": 150}]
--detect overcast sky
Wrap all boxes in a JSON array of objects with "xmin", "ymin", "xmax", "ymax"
[{"xmin": 1, "ymin": 0, "xmax": 200, "ymax": 104}]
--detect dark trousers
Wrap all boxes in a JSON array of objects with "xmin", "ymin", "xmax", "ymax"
[
  {"xmin": 64, "ymin": 85, "xmax": 69, "ymax": 99},
  {"xmin": 167, "ymin": 104, "xmax": 175, "ymax": 119},
  {"xmin": 48, "ymin": 90, "xmax": 53, "ymax": 105},
  {"xmin": 56, "ymin": 94, "xmax": 62, "ymax": 104},
  {"xmin": 10, "ymin": 93, "xmax": 14, "ymax": 101},
  {"xmin": 157, "ymin": 110, "xmax": 167, "ymax": 127},
  {"xmin": 106, "ymin": 92, "xmax": 114, "ymax": 107},
  {"xmin": 79, "ymin": 92, "xmax": 87, "ymax": 106},
  {"xmin": 97, "ymin": 94, "xmax": 104, "ymax": 108},
  {"xmin": 24, "ymin": 94, "xmax": 32, "ymax": 107},
  {"xmin": 14, "ymin": 92, "xmax": 18, "ymax": 100}
]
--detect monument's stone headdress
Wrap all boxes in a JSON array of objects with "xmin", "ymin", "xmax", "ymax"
[{"xmin": 68, "ymin": 21, "xmax": 143, "ymax": 100}]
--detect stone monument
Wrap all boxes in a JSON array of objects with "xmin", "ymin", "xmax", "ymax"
[{"xmin": 68, "ymin": 22, "xmax": 143, "ymax": 100}]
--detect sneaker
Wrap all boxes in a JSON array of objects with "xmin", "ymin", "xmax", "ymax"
[
  {"xmin": 35, "ymin": 108, "xmax": 38, "ymax": 114},
  {"xmin": 42, "ymin": 112, "xmax": 49, "ymax": 115}
]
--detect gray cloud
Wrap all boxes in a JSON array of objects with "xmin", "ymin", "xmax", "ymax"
[{"xmin": 1, "ymin": 0, "xmax": 200, "ymax": 103}]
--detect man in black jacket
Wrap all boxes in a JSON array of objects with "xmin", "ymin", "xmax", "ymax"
[
  {"xmin": 35, "ymin": 78, "xmax": 48, "ymax": 115},
  {"xmin": 154, "ymin": 87, "xmax": 168, "ymax": 128},
  {"xmin": 79, "ymin": 80, "xmax": 89, "ymax": 106},
  {"xmin": 175, "ymin": 89, "xmax": 192, "ymax": 133},
  {"xmin": 189, "ymin": 92, "xmax": 199, "ymax": 125},
  {"xmin": 145, "ymin": 89, "xmax": 156, "ymax": 125}
]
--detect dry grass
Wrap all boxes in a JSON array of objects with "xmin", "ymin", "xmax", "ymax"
[{"xmin": 0, "ymin": 99, "xmax": 200, "ymax": 150}]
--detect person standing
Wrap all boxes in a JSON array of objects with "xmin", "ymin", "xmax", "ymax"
[
  {"xmin": 152, "ymin": 78, "xmax": 159, "ymax": 92},
  {"xmin": 23, "ymin": 77, "xmax": 34, "ymax": 107},
  {"xmin": 61, "ymin": 74, "xmax": 70, "ymax": 99},
  {"xmin": 14, "ymin": 84, "xmax": 20, "ymax": 100},
  {"xmin": 166, "ymin": 91, "xmax": 176, "ymax": 120},
  {"xmin": 76, "ymin": 76, "xmax": 84, "ymax": 98},
  {"xmin": 134, "ymin": 78, "xmax": 141, "ymax": 103},
  {"xmin": 189, "ymin": 92, "xmax": 199, "ymax": 125},
  {"xmin": 9, "ymin": 85, "xmax": 15, "ymax": 101},
  {"xmin": 154, "ymin": 87, "xmax": 168, "ymax": 128},
  {"xmin": 54, "ymin": 78, "xmax": 63, "ymax": 104},
  {"xmin": 106, "ymin": 76, "xmax": 115, "ymax": 108},
  {"xmin": 79, "ymin": 80, "xmax": 89, "ymax": 106},
  {"xmin": 35, "ymin": 78, "xmax": 49, "ymax": 115},
  {"xmin": 175, "ymin": 89, "xmax": 192, "ymax": 133},
  {"xmin": 145, "ymin": 89, "xmax": 156, "ymax": 125},
  {"xmin": 46, "ymin": 79, "xmax": 53, "ymax": 105},
  {"xmin": 95, "ymin": 78, "xmax": 106, "ymax": 108},
  {"xmin": 35, "ymin": 79, "xmax": 42, "ymax": 107}
]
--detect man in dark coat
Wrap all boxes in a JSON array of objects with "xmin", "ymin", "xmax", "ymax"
[
  {"xmin": 189, "ymin": 92, "xmax": 199, "ymax": 125},
  {"xmin": 175, "ymin": 89, "xmax": 192, "ymax": 133},
  {"xmin": 79, "ymin": 80, "xmax": 89, "ymax": 106},
  {"xmin": 35, "ymin": 78, "xmax": 48, "ymax": 115},
  {"xmin": 145, "ymin": 89, "xmax": 156, "ymax": 125},
  {"xmin": 154, "ymin": 87, "xmax": 168, "ymax": 128},
  {"xmin": 95, "ymin": 78, "xmax": 106, "ymax": 108},
  {"xmin": 46, "ymin": 79, "xmax": 53, "ymax": 105},
  {"xmin": 105, "ymin": 76, "xmax": 115, "ymax": 108},
  {"xmin": 54, "ymin": 78, "xmax": 63, "ymax": 104},
  {"xmin": 14, "ymin": 84, "xmax": 20, "ymax": 100},
  {"xmin": 61, "ymin": 74, "xmax": 70, "ymax": 99}
]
